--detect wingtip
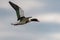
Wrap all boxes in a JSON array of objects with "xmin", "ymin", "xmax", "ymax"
[
  {"xmin": 9, "ymin": 1, "xmax": 11, "ymax": 4},
  {"xmin": 9, "ymin": 1, "xmax": 11, "ymax": 3},
  {"xmin": 9, "ymin": 1, "xmax": 13, "ymax": 4}
]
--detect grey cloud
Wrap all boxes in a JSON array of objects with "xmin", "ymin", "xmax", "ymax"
[{"xmin": 0, "ymin": 0, "xmax": 60, "ymax": 40}]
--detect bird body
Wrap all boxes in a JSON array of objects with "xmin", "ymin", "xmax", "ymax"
[{"xmin": 9, "ymin": 1, "xmax": 39, "ymax": 25}]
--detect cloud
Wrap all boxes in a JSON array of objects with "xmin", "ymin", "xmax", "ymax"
[
  {"xmin": 0, "ymin": 0, "xmax": 60, "ymax": 40},
  {"xmin": 0, "ymin": 31, "xmax": 49, "ymax": 40},
  {"xmin": 0, "ymin": 0, "xmax": 9, "ymax": 8},
  {"xmin": 0, "ymin": 31, "xmax": 60, "ymax": 40},
  {"xmin": 0, "ymin": 0, "xmax": 45, "ymax": 10},
  {"xmin": 35, "ymin": 12, "xmax": 60, "ymax": 23},
  {"xmin": 19, "ymin": 0, "xmax": 45, "ymax": 10},
  {"xmin": 48, "ymin": 33, "xmax": 60, "ymax": 40},
  {"xmin": 0, "ymin": 21, "xmax": 4, "ymax": 27},
  {"xmin": 0, "ymin": 20, "xmax": 10, "ymax": 31},
  {"xmin": 0, "ymin": 32, "xmax": 40, "ymax": 40},
  {"xmin": 0, "ymin": 20, "xmax": 6, "ymax": 28}
]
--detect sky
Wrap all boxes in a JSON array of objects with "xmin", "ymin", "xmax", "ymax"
[{"xmin": 0, "ymin": 0, "xmax": 60, "ymax": 40}]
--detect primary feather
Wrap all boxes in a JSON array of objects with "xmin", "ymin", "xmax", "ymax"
[{"xmin": 9, "ymin": 1, "xmax": 24, "ymax": 21}]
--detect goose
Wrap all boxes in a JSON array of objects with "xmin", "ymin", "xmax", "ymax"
[{"xmin": 9, "ymin": 1, "xmax": 39, "ymax": 25}]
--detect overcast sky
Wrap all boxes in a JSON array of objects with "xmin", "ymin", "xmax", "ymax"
[{"xmin": 0, "ymin": 0, "xmax": 60, "ymax": 40}]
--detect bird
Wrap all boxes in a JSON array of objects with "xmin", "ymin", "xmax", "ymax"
[{"xmin": 9, "ymin": 1, "xmax": 39, "ymax": 25}]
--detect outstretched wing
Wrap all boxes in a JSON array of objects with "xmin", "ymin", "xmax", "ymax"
[{"xmin": 9, "ymin": 1, "xmax": 24, "ymax": 21}]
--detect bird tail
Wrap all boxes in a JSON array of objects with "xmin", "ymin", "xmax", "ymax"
[{"xmin": 11, "ymin": 23, "xmax": 18, "ymax": 26}]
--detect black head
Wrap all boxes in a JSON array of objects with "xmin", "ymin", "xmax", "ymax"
[{"xmin": 31, "ymin": 18, "xmax": 39, "ymax": 22}]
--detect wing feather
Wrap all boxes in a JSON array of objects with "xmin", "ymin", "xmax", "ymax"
[
  {"xmin": 19, "ymin": 7, "xmax": 24, "ymax": 17},
  {"xmin": 9, "ymin": 1, "xmax": 24, "ymax": 21}
]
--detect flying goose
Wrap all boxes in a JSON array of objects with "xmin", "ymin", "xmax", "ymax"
[{"xmin": 9, "ymin": 1, "xmax": 39, "ymax": 25}]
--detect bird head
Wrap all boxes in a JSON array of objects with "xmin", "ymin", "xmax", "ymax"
[{"xmin": 31, "ymin": 18, "xmax": 39, "ymax": 22}]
